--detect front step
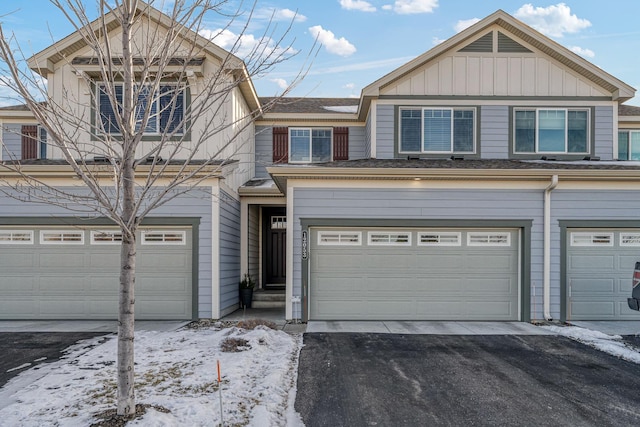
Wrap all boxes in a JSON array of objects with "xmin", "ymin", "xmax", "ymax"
[{"xmin": 252, "ymin": 289, "xmax": 285, "ymax": 309}]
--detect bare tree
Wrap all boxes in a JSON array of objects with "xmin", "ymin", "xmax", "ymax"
[{"xmin": 0, "ymin": 0, "xmax": 309, "ymax": 417}]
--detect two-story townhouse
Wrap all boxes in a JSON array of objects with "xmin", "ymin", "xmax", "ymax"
[
  {"xmin": 0, "ymin": 3, "xmax": 258, "ymax": 320},
  {"xmin": 244, "ymin": 10, "xmax": 640, "ymax": 323}
]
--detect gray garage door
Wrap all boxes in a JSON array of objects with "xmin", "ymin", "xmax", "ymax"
[
  {"xmin": 309, "ymin": 227, "xmax": 520, "ymax": 321},
  {"xmin": 567, "ymin": 229, "xmax": 640, "ymax": 320},
  {"xmin": 0, "ymin": 227, "xmax": 192, "ymax": 320}
]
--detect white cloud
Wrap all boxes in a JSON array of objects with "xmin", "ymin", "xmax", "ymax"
[
  {"xmin": 514, "ymin": 3, "xmax": 591, "ymax": 38},
  {"xmin": 273, "ymin": 8, "xmax": 307, "ymax": 22},
  {"xmin": 389, "ymin": 0, "xmax": 438, "ymax": 15},
  {"xmin": 454, "ymin": 18, "xmax": 480, "ymax": 33},
  {"xmin": 570, "ymin": 46, "xmax": 595, "ymax": 58},
  {"xmin": 309, "ymin": 25, "xmax": 357, "ymax": 57},
  {"xmin": 271, "ymin": 78, "xmax": 289, "ymax": 89},
  {"xmin": 432, "ymin": 36, "xmax": 446, "ymax": 45},
  {"xmin": 382, "ymin": 4, "xmax": 393, "ymax": 10},
  {"xmin": 200, "ymin": 28, "xmax": 295, "ymax": 60},
  {"xmin": 343, "ymin": 83, "xmax": 355, "ymax": 90},
  {"xmin": 339, "ymin": 0, "xmax": 377, "ymax": 12}
]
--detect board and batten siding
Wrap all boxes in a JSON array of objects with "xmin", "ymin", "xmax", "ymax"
[
  {"xmin": 218, "ymin": 190, "xmax": 241, "ymax": 315},
  {"xmin": 0, "ymin": 187, "xmax": 214, "ymax": 318},
  {"xmin": 380, "ymin": 53, "xmax": 610, "ymax": 98},
  {"xmin": 291, "ymin": 187, "xmax": 546, "ymax": 319},
  {"xmin": 594, "ymin": 106, "xmax": 614, "ymax": 160},
  {"xmin": 480, "ymin": 105, "xmax": 509, "ymax": 159},
  {"xmin": 375, "ymin": 104, "xmax": 395, "ymax": 159},
  {"xmin": 1, "ymin": 124, "xmax": 22, "ymax": 161}
]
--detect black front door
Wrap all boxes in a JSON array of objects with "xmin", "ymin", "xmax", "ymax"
[{"xmin": 264, "ymin": 207, "xmax": 286, "ymax": 287}]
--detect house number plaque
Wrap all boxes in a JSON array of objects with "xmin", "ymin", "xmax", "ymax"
[{"xmin": 301, "ymin": 230, "xmax": 308, "ymax": 260}]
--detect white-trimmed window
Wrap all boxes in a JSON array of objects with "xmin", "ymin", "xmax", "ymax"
[
  {"xmin": 368, "ymin": 231, "xmax": 411, "ymax": 246},
  {"xmin": 289, "ymin": 128, "xmax": 332, "ymax": 163},
  {"xmin": 40, "ymin": 230, "xmax": 85, "ymax": 245},
  {"xmin": 618, "ymin": 130, "xmax": 640, "ymax": 160},
  {"xmin": 620, "ymin": 233, "xmax": 640, "ymax": 246},
  {"xmin": 418, "ymin": 232, "xmax": 461, "ymax": 246},
  {"xmin": 570, "ymin": 232, "xmax": 613, "ymax": 247},
  {"xmin": 467, "ymin": 232, "xmax": 511, "ymax": 246},
  {"xmin": 141, "ymin": 230, "xmax": 186, "ymax": 245},
  {"xmin": 91, "ymin": 230, "xmax": 124, "ymax": 245},
  {"xmin": 317, "ymin": 231, "xmax": 362, "ymax": 246},
  {"xmin": 0, "ymin": 230, "xmax": 34, "ymax": 244},
  {"xmin": 97, "ymin": 84, "xmax": 185, "ymax": 135},
  {"xmin": 514, "ymin": 108, "xmax": 589, "ymax": 154},
  {"xmin": 400, "ymin": 107, "xmax": 475, "ymax": 154}
]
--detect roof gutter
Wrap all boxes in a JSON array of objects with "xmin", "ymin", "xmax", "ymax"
[{"xmin": 543, "ymin": 174, "xmax": 559, "ymax": 321}]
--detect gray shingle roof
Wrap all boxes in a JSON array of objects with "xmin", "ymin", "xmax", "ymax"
[
  {"xmin": 260, "ymin": 97, "xmax": 358, "ymax": 114},
  {"xmin": 310, "ymin": 158, "xmax": 640, "ymax": 171},
  {"xmin": 619, "ymin": 104, "xmax": 640, "ymax": 116}
]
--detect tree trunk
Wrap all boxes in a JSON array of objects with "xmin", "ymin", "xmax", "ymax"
[{"xmin": 117, "ymin": 229, "xmax": 136, "ymax": 416}]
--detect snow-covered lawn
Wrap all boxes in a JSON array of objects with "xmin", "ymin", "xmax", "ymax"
[{"xmin": 0, "ymin": 323, "xmax": 304, "ymax": 426}]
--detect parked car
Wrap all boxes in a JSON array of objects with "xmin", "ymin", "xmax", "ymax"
[{"xmin": 629, "ymin": 262, "xmax": 640, "ymax": 311}]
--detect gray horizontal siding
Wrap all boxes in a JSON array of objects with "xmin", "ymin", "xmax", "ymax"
[
  {"xmin": 0, "ymin": 186, "xmax": 214, "ymax": 318},
  {"xmin": 292, "ymin": 187, "xmax": 545, "ymax": 319},
  {"xmin": 594, "ymin": 106, "xmax": 614, "ymax": 160},
  {"xmin": 218, "ymin": 190, "xmax": 241, "ymax": 314},
  {"xmin": 255, "ymin": 126, "xmax": 272, "ymax": 179},
  {"xmin": 376, "ymin": 104, "xmax": 395, "ymax": 159},
  {"xmin": 248, "ymin": 204, "xmax": 260, "ymax": 285},
  {"xmin": 480, "ymin": 105, "xmax": 509, "ymax": 159},
  {"xmin": 2, "ymin": 124, "xmax": 22, "ymax": 161},
  {"xmin": 348, "ymin": 126, "xmax": 366, "ymax": 160}
]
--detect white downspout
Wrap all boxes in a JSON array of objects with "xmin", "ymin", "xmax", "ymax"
[{"xmin": 543, "ymin": 175, "xmax": 559, "ymax": 321}]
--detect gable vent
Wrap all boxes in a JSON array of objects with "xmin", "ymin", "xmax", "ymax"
[
  {"xmin": 497, "ymin": 32, "xmax": 532, "ymax": 53},
  {"xmin": 459, "ymin": 32, "xmax": 493, "ymax": 53}
]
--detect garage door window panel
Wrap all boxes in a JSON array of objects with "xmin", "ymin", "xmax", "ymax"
[
  {"xmin": 620, "ymin": 233, "xmax": 640, "ymax": 246},
  {"xmin": 467, "ymin": 232, "xmax": 511, "ymax": 246},
  {"xmin": 368, "ymin": 232, "xmax": 411, "ymax": 246},
  {"xmin": 91, "ymin": 230, "xmax": 123, "ymax": 244},
  {"xmin": 40, "ymin": 230, "xmax": 85, "ymax": 244},
  {"xmin": 0, "ymin": 230, "xmax": 34, "ymax": 244},
  {"xmin": 317, "ymin": 231, "xmax": 361, "ymax": 246},
  {"xmin": 141, "ymin": 230, "xmax": 186, "ymax": 245},
  {"xmin": 418, "ymin": 232, "xmax": 461, "ymax": 246},
  {"xmin": 570, "ymin": 232, "xmax": 613, "ymax": 246}
]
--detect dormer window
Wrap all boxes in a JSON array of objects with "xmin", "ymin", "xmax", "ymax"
[{"xmin": 97, "ymin": 84, "xmax": 185, "ymax": 135}]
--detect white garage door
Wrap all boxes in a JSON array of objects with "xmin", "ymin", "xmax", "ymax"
[
  {"xmin": 567, "ymin": 229, "xmax": 640, "ymax": 320},
  {"xmin": 0, "ymin": 227, "xmax": 193, "ymax": 320},
  {"xmin": 309, "ymin": 227, "xmax": 520, "ymax": 321}
]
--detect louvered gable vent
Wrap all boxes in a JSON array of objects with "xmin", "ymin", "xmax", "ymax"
[
  {"xmin": 458, "ymin": 32, "xmax": 493, "ymax": 53},
  {"xmin": 497, "ymin": 31, "xmax": 532, "ymax": 53}
]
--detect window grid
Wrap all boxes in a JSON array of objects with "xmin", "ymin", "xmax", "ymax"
[
  {"xmin": 418, "ymin": 232, "xmax": 461, "ymax": 246},
  {"xmin": 620, "ymin": 233, "xmax": 640, "ymax": 246},
  {"xmin": 141, "ymin": 230, "xmax": 186, "ymax": 245},
  {"xmin": 368, "ymin": 232, "xmax": 412, "ymax": 246},
  {"xmin": 570, "ymin": 232, "xmax": 613, "ymax": 247},
  {"xmin": 40, "ymin": 230, "xmax": 85, "ymax": 245},
  {"xmin": 91, "ymin": 230, "xmax": 124, "ymax": 245},
  {"xmin": 317, "ymin": 231, "xmax": 362, "ymax": 246},
  {"xmin": 467, "ymin": 232, "xmax": 511, "ymax": 246},
  {"xmin": 0, "ymin": 230, "xmax": 34, "ymax": 244},
  {"xmin": 289, "ymin": 128, "xmax": 333, "ymax": 163}
]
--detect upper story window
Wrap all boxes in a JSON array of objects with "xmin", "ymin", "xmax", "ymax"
[
  {"xmin": 98, "ymin": 84, "xmax": 185, "ymax": 135},
  {"xmin": 399, "ymin": 108, "xmax": 475, "ymax": 154},
  {"xmin": 289, "ymin": 128, "xmax": 332, "ymax": 163},
  {"xmin": 514, "ymin": 108, "xmax": 589, "ymax": 154},
  {"xmin": 618, "ymin": 130, "xmax": 640, "ymax": 160}
]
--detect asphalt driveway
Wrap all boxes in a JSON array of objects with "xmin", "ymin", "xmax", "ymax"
[
  {"xmin": 0, "ymin": 333, "xmax": 106, "ymax": 388},
  {"xmin": 296, "ymin": 333, "xmax": 640, "ymax": 426}
]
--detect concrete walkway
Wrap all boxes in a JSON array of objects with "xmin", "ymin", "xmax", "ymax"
[
  {"xmin": 0, "ymin": 320, "xmax": 189, "ymax": 333},
  {"xmin": 567, "ymin": 321, "xmax": 640, "ymax": 336},
  {"xmin": 306, "ymin": 320, "xmax": 554, "ymax": 335}
]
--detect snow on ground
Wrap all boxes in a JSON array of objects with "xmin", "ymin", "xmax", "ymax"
[
  {"xmin": 0, "ymin": 325, "xmax": 304, "ymax": 426},
  {"xmin": 542, "ymin": 325, "xmax": 640, "ymax": 364}
]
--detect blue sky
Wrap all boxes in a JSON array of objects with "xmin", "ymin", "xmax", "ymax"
[{"xmin": 1, "ymin": 0, "xmax": 639, "ymax": 105}]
